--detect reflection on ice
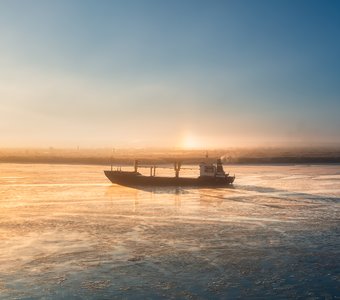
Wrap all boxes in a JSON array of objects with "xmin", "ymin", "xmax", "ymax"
[{"xmin": 0, "ymin": 164, "xmax": 339, "ymax": 299}]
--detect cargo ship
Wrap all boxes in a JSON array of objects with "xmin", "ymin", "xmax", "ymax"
[{"xmin": 104, "ymin": 159, "xmax": 235, "ymax": 188}]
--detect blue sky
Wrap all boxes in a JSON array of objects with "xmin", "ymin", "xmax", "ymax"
[{"xmin": 0, "ymin": 0, "xmax": 339, "ymax": 147}]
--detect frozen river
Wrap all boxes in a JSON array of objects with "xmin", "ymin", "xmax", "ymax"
[{"xmin": 0, "ymin": 163, "xmax": 339, "ymax": 299}]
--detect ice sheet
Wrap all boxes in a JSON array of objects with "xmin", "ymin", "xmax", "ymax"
[{"xmin": 0, "ymin": 164, "xmax": 339, "ymax": 299}]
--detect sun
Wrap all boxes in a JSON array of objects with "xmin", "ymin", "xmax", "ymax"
[{"xmin": 180, "ymin": 133, "xmax": 202, "ymax": 149}]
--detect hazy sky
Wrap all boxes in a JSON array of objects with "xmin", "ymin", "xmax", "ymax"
[{"xmin": 1, "ymin": 0, "xmax": 339, "ymax": 148}]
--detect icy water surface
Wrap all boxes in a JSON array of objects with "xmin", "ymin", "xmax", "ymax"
[{"xmin": 0, "ymin": 164, "xmax": 339, "ymax": 299}]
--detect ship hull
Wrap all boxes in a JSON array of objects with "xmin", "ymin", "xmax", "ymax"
[{"xmin": 104, "ymin": 171, "xmax": 235, "ymax": 188}]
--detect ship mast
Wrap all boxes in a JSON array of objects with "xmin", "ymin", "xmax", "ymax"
[{"xmin": 174, "ymin": 161, "xmax": 182, "ymax": 178}]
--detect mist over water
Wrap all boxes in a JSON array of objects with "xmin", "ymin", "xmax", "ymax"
[{"xmin": 0, "ymin": 163, "xmax": 339, "ymax": 299}]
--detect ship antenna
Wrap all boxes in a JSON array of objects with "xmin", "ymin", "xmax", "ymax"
[{"xmin": 110, "ymin": 148, "xmax": 115, "ymax": 171}]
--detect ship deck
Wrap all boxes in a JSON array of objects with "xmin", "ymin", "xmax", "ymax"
[{"xmin": 104, "ymin": 170, "xmax": 235, "ymax": 188}]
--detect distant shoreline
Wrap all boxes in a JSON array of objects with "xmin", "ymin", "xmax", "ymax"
[
  {"xmin": 1, "ymin": 157, "xmax": 340, "ymax": 166},
  {"xmin": 1, "ymin": 147, "xmax": 340, "ymax": 166}
]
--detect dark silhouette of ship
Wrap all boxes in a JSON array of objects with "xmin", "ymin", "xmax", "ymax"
[{"xmin": 104, "ymin": 159, "xmax": 235, "ymax": 188}]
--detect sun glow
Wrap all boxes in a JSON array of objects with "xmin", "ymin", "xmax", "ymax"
[{"xmin": 180, "ymin": 133, "xmax": 202, "ymax": 149}]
